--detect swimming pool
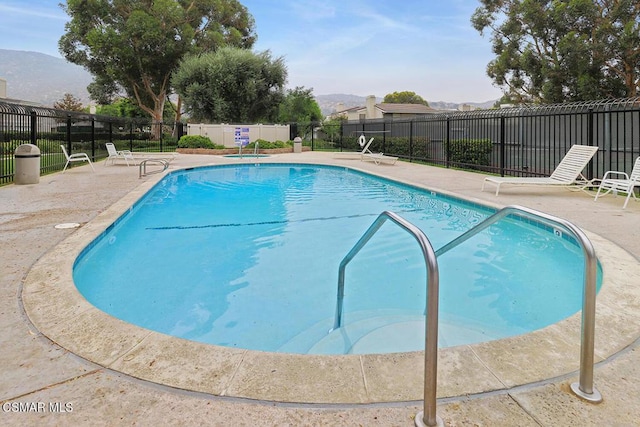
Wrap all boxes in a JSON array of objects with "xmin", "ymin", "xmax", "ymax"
[{"xmin": 73, "ymin": 164, "xmax": 600, "ymax": 354}]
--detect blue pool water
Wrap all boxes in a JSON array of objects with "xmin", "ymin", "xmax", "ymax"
[{"xmin": 73, "ymin": 164, "xmax": 601, "ymax": 354}]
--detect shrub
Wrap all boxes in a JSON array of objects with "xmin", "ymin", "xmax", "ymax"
[
  {"xmin": 177, "ymin": 135, "xmax": 224, "ymax": 149},
  {"xmin": 247, "ymin": 139, "xmax": 292, "ymax": 149},
  {"xmin": 446, "ymin": 139, "xmax": 492, "ymax": 169}
]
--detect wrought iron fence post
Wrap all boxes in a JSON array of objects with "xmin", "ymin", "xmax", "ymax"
[
  {"xmin": 91, "ymin": 117, "xmax": 95, "ymax": 159},
  {"xmin": 66, "ymin": 115, "xmax": 72, "ymax": 154},
  {"xmin": 587, "ymin": 108, "xmax": 594, "ymax": 181},
  {"xmin": 311, "ymin": 121, "xmax": 315, "ymax": 151},
  {"xmin": 159, "ymin": 121, "xmax": 164, "ymax": 151},
  {"xmin": 499, "ymin": 115, "xmax": 506, "ymax": 177},
  {"xmin": 383, "ymin": 120, "xmax": 388, "ymax": 154},
  {"xmin": 409, "ymin": 119, "xmax": 414, "ymax": 162},
  {"xmin": 30, "ymin": 111, "xmax": 37, "ymax": 145},
  {"xmin": 445, "ymin": 116, "xmax": 450, "ymax": 168},
  {"xmin": 129, "ymin": 121, "xmax": 134, "ymax": 151}
]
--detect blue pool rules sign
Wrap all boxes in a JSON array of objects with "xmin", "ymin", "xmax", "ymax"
[{"xmin": 234, "ymin": 127, "xmax": 250, "ymax": 147}]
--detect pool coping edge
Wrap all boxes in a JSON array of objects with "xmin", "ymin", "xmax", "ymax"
[{"xmin": 21, "ymin": 161, "xmax": 640, "ymax": 404}]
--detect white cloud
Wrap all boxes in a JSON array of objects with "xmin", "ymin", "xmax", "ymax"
[{"xmin": 0, "ymin": 4, "xmax": 66, "ymax": 21}]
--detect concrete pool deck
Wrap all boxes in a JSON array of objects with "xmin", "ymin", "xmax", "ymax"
[{"xmin": 2, "ymin": 151, "xmax": 640, "ymax": 425}]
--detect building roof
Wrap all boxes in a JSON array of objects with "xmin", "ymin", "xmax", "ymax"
[
  {"xmin": 328, "ymin": 100, "xmax": 439, "ymax": 120},
  {"xmin": 336, "ymin": 105, "xmax": 362, "ymax": 113},
  {"xmin": 375, "ymin": 103, "xmax": 436, "ymax": 114}
]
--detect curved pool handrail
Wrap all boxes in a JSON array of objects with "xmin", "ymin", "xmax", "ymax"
[
  {"xmin": 435, "ymin": 205, "xmax": 602, "ymax": 403},
  {"xmin": 333, "ymin": 210, "xmax": 442, "ymax": 427},
  {"xmin": 138, "ymin": 158, "xmax": 169, "ymax": 178}
]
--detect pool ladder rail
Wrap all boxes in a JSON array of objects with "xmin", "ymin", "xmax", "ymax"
[
  {"xmin": 138, "ymin": 158, "xmax": 170, "ymax": 178},
  {"xmin": 333, "ymin": 205, "xmax": 601, "ymax": 427},
  {"xmin": 236, "ymin": 141, "xmax": 260, "ymax": 159}
]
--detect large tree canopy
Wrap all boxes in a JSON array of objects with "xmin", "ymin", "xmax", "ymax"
[
  {"xmin": 277, "ymin": 87, "xmax": 323, "ymax": 124},
  {"xmin": 172, "ymin": 47, "xmax": 287, "ymax": 123},
  {"xmin": 59, "ymin": 0, "xmax": 256, "ymax": 125},
  {"xmin": 472, "ymin": 0, "xmax": 640, "ymax": 103},
  {"xmin": 383, "ymin": 91, "xmax": 429, "ymax": 106}
]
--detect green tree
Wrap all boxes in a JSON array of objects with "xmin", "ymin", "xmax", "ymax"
[
  {"xmin": 59, "ymin": 0, "xmax": 256, "ymax": 130},
  {"xmin": 277, "ymin": 87, "xmax": 323, "ymax": 124},
  {"xmin": 471, "ymin": 0, "xmax": 639, "ymax": 103},
  {"xmin": 321, "ymin": 116, "xmax": 344, "ymax": 142},
  {"xmin": 95, "ymin": 98, "xmax": 147, "ymax": 118},
  {"xmin": 383, "ymin": 91, "xmax": 429, "ymax": 105},
  {"xmin": 53, "ymin": 93, "xmax": 84, "ymax": 111},
  {"xmin": 87, "ymin": 75, "xmax": 122, "ymax": 106},
  {"xmin": 172, "ymin": 47, "xmax": 287, "ymax": 123}
]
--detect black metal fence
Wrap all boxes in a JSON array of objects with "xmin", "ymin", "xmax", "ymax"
[
  {"xmin": 0, "ymin": 101, "xmax": 183, "ymax": 184},
  {"xmin": 314, "ymin": 98, "xmax": 640, "ymax": 181},
  {"xmin": 3, "ymin": 98, "xmax": 640, "ymax": 186}
]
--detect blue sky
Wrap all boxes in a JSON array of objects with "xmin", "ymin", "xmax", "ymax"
[{"xmin": 0, "ymin": 0, "xmax": 503, "ymax": 103}]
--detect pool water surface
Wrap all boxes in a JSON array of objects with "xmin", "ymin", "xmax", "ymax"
[{"xmin": 73, "ymin": 164, "xmax": 600, "ymax": 354}]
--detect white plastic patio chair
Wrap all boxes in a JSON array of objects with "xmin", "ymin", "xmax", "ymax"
[
  {"xmin": 105, "ymin": 143, "xmax": 177, "ymax": 167},
  {"xmin": 105, "ymin": 142, "xmax": 136, "ymax": 166},
  {"xmin": 333, "ymin": 134, "xmax": 375, "ymax": 160},
  {"xmin": 482, "ymin": 145, "xmax": 598, "ymax": 195},
  {"xmin": 359, "ymin": 135, "xmax": 399, "ymax": 165},
  {"xmin": 594, "ymin": 156, "xmax": 640, "ymax": 209},
  {"xmin": 60, "ymin": 144, "xmax": 95, "ymax": 173}
]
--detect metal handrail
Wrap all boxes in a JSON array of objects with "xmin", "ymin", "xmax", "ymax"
[
  {"xmin": 138, "ymin": 158, "xmax": 169, "ymax": 178},
  {"xmin": 332, "ymin": 211, "xmax": 443, "ymax": 427},
  {"xmin": 435, "ymin": 205, "xmax": 602, "ymax": 403}
]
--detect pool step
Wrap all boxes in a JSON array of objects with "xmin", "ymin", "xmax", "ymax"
[
  {"xmin": 277, "ymin": 311, "xmax": 503, "ymax": 354},
  {"xmin": 311, "ymin": 315, "xmax": 424, "ymax": 354}
]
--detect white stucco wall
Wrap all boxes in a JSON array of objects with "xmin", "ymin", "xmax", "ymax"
[{"xmin": 187, "ymin": 123, "xmax": 290, "ymax": 147}]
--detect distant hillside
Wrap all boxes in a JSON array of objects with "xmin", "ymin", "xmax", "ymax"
[
  {"xmin": 429, "ymin": 100, "xmax": 497, "ymax": 110},
  {"xmin": 315, "ymin": 94, "xmax": 497, "ymax": 116},
  {"xmin": 0, "ymin": 49, "xmax": 92, "ymax": 106},
  {"xmin": 314, "ymin": 94, "xmax": 382, "ymax": 116},
  {"xmin": 0, "ymin": 49, "xmax": 498, "ymax": 113}
]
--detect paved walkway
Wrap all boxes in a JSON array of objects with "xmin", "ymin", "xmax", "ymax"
[{"xmin": 1, "ymin": 152, "xmax": 639, "ymax": 426}]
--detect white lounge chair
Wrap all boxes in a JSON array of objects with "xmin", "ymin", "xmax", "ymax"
[
  {"xmin": 60, "ymin": 144, "xmax": 95, "ymax": 173},
  {"xmin": 359, "ymin": 135, "xmax": 398, "ymax": 165},
  {"xmin": 130, "ymin": 150, "xmax": 178, "ymax": 161},
  {"xmin": 482, "ymin": 145, "xmax": 598, "ymax": 196},
  {"xmin": 105, "ymin": 143, "xmax": 178, "ymax": 166},
  {"xmin": 361, "ymin": 151, "xmax": 399, "ymax": 165},
  {"xmin": 333, "ymin": 135, "xmax": 375, "ymax": 160},
  {"xmin": 594, "ymin": 156, "xmax": 640, "ymax": 209},
  {"xmin": 105, "ymin": 142, "xmax": 137, "ymax": 166}
]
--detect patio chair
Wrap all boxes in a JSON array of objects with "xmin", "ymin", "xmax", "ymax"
[
  {"xmin": 105, "ymin": 142, "xmax": 137, "ymax": 166},
  {"xmin": 131, "ymin": 150, "xmax": 179, "ymax": 162},
  {"xmin": 481, "ymin": 145, "xmax": 599, "ymax": 196},
  {"xmin": 594, "ymin": 156, "xmax": 640, "ymax": 209},
  {"xmin": 105, "ymin": 143, "xmax": 178, "ymax": 166},
  {"xmin": 333, "ymin": 134, "xmax": 375, "ymax": 160},
  {"xmin": 60, "ymin": 145, "xmax": 95, "ymax": 173},
  {"xmin": 359, "ymin": 135, "xmax": 399, "ymax": 165},
  {"xmin": 361, "ymin": 151, "xmax": 399, "ymax": 165}
]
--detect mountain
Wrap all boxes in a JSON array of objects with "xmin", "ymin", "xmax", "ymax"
[
  {"xmin": 315, "ymin": 93, "xmax": 497, "ymax": 116},
  {"xmin": 314, "ymin": 94, "xmax": 381, "ymax": 116},
  {"xmin": 0, "ymin": 49, "xmax": 92, "ymax": 106},
  {"xmin": 429, "ymin": 100, "xmax": 497, "ymax": 110},
  {"xmin": 0, "ymin": 49, "xmax": 498, "ymax": 112}
]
